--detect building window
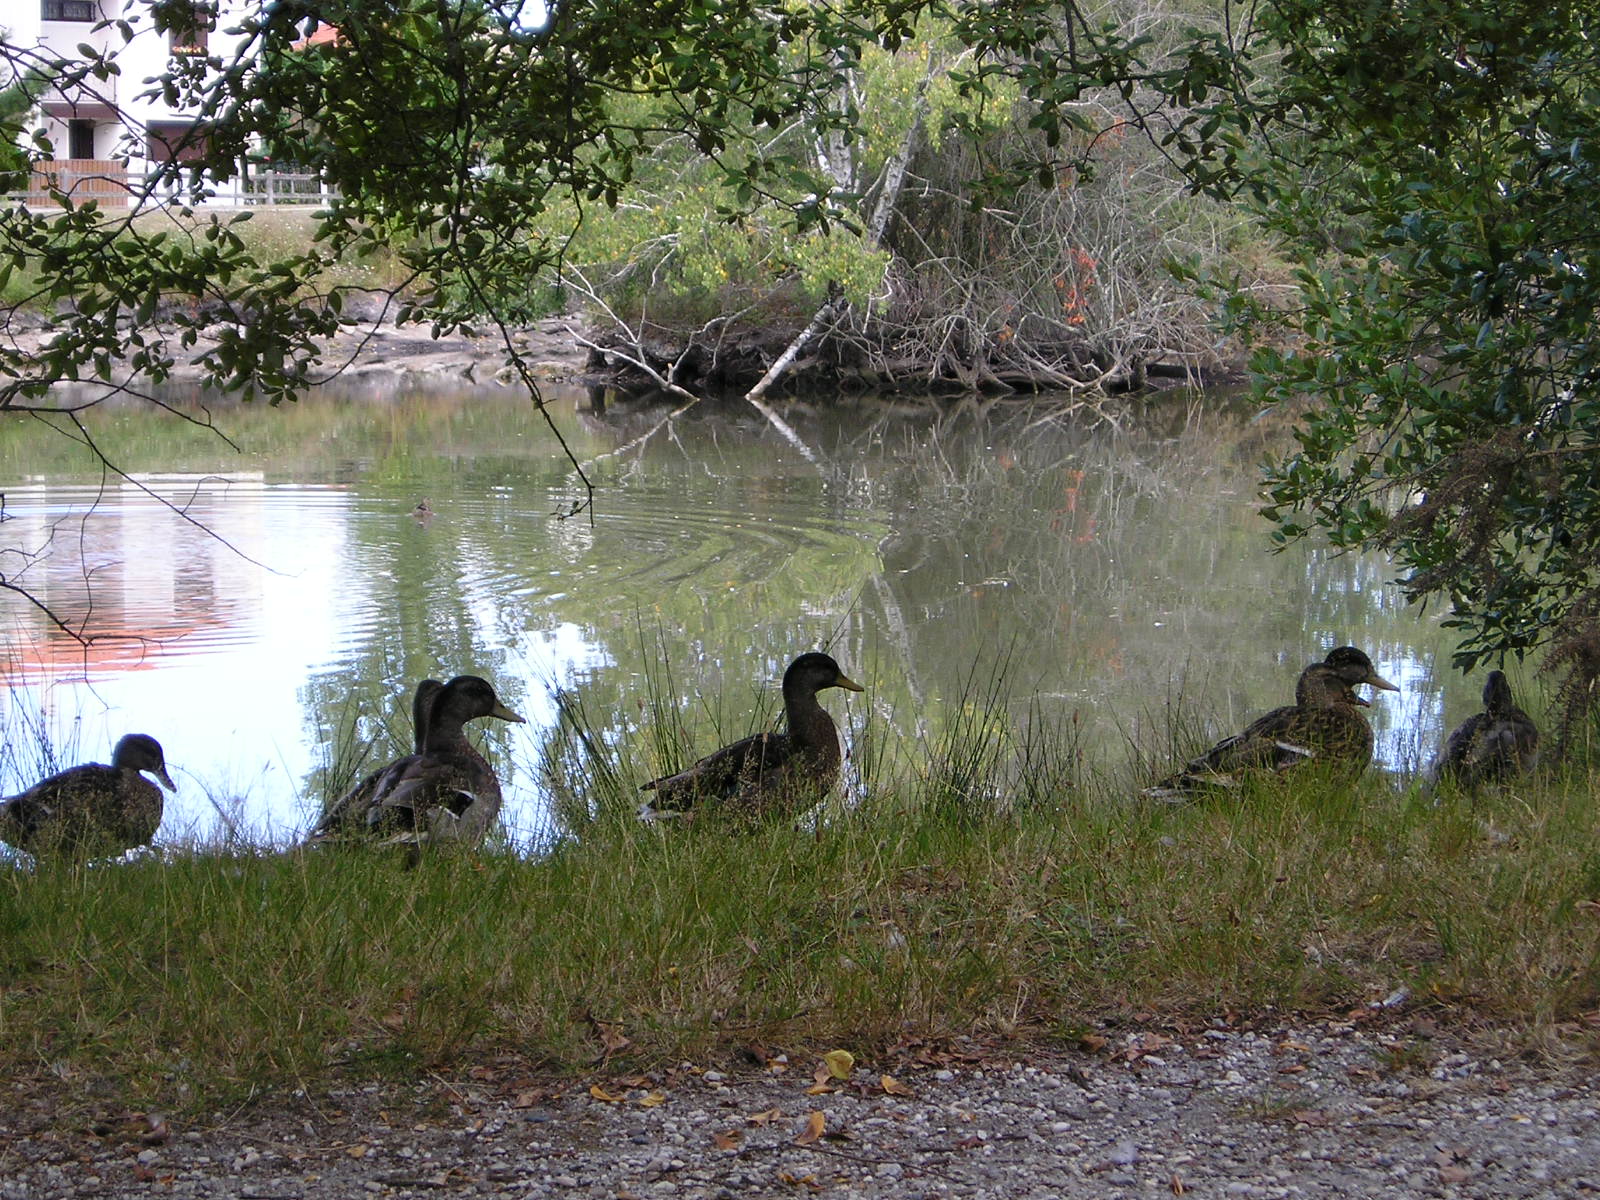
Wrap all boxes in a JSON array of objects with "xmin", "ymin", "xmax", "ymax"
[
  {"xmin": 169, "ymin": 2, "xmax": 214, "ymax": 55},
  {"xmin": 148, "ymin": 122, "xmax": 211, "ymax": 164},
  {"xmin": 42, "ymin": 0, "xmax": 99, "ymax": 20},
  {"xmin": 67, "ymin": 120, "xmax": 96, "ymax": 160}
]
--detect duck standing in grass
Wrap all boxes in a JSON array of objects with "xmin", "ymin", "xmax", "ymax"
[
  {"xmin": 0, "ymin": 733, "xmax": 175, "ymax": 857},
  {"xmin": 641, "ymin": 651, "xmax": 864, "ymax": 819},
  {"xmin": 309, "ymin": 675, "xmax": 524, "ymax": 849},
  {"xmin": 1428, "ymin": 670, "xmax": 1539, "ymax": 791},
  {"xmin": 1144, "ymin": 646, "xmax": 1398, "ymax": 799},
  {"xmin": 318, "ymin": 678, "xmax": 444, "ymax": 833}
]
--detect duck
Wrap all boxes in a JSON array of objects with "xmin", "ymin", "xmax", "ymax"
[
  {"xmin": 315, "ymin": 678, "xmax": 443, "ymax": 835},
  {"xmin": 0, "ymin": 733, "xmax": 175, "ymax": 857},
  {"xmin": 1428, "ymin": 670, "xmax": 1539, "ymax": 791},
  {"xmin": 1144, "ymin": 646, "xmax": 1398, "ymax": 798},
  {"xmin": 641, "ymin": 651, "xmax": 864, "ymax": 818},
  {"xmin": 309, "ymin": 675, "xmax": 524, "ymax": 849}
]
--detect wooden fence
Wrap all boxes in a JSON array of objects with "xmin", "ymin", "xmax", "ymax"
[{"xmin": 9, "ymin": 161, "xmax": 335, "ymax": 209}]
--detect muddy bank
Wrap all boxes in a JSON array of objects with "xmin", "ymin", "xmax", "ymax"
[{"xmin": 1, "ymin": 312, "xmax": 591, "ymax": 392}]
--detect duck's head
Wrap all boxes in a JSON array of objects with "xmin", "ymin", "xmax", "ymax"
[
  {"xmin": 1482, "ymin": 669, "xmax": 1514, "ymax": 713},
  {"xmin": 112, "ymin": 733, "xmax": 176, "ymax": 791},
  {"xmin": 1296, "ymin": 664, "xmax": 1369, "ymax": 709},
  {"xmin": 783, "ymin": 652, "xmax": 865, "ymax": 697},
  {"xmin": 431, "ymin": 675, "xmax": 526, "ymax": 726},
  {"xmin": 1322, "ymin": 646, "xmax": 1398, "ymax": 695}
]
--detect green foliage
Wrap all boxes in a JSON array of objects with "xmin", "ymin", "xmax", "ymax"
[{"xmin": 1210, "ymin": 1, "xmax": 1600, "ymax": 712}]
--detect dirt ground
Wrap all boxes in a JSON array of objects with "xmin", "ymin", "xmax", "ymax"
[{"xmin": 3, "ymin": 1016, "xmax": 1596, "ymax": 1200}]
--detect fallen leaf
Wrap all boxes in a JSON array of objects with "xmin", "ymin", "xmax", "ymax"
[
  {"xmin": 880, "ymin": 1074, "xmax": 915, "ymax": 1097},
  {"xmin": 712, "ymin": 1129, "xmax": 742, "ymax": 1150},
  {"xmin": 805, "ymin": 1082, "xmax": 833, "ymax": 1096},
  {"xmin": 823, "ymin": 1049, "xmax": 855, "ymax": 1080},
  {"xmin": 616, "ymin": 1074, "xmax": 652, "ymax": 1088},
  {"xmin": 345, "ymin": 1144, "xmax": 370, "ymax": 1159},
  {"xmin": 589, "ymin": 1084, "xmax": 625, "ymax": 1103},
  {"xmin": 1439, "ymin": 1165, "xmax": 1473, "ymax": 1184},
  {"xmin": 1170, "ymin": 1172, "xmax": 1186, "ymax": 1195},
  {"xmin": 794, "ymin": 1111, "xmax": 826, "ymax": 1146},
  {"xmin": 747, "ymin": 1107, "xmax": 783, "ymax": 1126},
  {"xmin": 1079, "ymin": 1033, "xmax": 1109, "ymax": 1053},
  {"xmin": 510, "ymin": 1089, "xmax": 542, "ymax": 1109},
  {"xmin": 638, "ymin": 1092, "xmax": 666, "ymax": 1108},
  {"xmin": 1278, "ymin": 1064, "xmax": 1307, "ymax": 1075},
  {"xmin": 585, "ymin": 1012, "xmax": 632, "ymax": 1059}
]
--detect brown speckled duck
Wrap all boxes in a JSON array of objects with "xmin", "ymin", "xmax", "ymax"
[
  {"xmin": 310, "ymin": 675, "xmax": 523, "ymax": 849},
  {"xmin": 641, "ymin": 652, "xmax": 864, "ymax": 818},
  {"xmin": 1144, "ymin": 646, "xmax": 1398, "ymax": 799},
  {"xmin": 0, "ymin": 733, "xmax": 175, "ymax": 857},
  {"xmin": 1428, "ymin": 670, "xmax": 1539, "ymax": 791}
]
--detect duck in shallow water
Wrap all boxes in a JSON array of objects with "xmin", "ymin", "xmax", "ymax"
[
  {"xmin": 310, "ymin": 675, "xmax": 523, "ymax": 850},
  {"xmin": 1428, "ymin": 670, "xmax": 1539, "ymax": 792},
  {"xmin": 641, "ymin": 652, "xmax": 864, "ymax": 819},
  {"xmin": 0, "ymin": 733, "xmax": 175, "ymax": 857},
  {"xmin": 1144, "ymin": 646, "xmax": 1398, "ymax": 799}
]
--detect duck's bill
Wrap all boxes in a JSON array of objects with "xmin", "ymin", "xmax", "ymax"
[
  {"xmin": 155, "ymin": 767, "xmax": 177, "ymax": 791},
  {"xmin": 492, "ymin": 703, "xmax": 528, "ymax": 723},
  {"xmin": 1366, "ymin": 672, "xmax": 1400, "ymax": 692},
  {"xmin": 836, "ymin": 674, "xmax": 865, "ymax": 693}
]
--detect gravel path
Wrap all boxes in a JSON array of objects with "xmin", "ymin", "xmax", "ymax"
[{"xmin": 4, "ymin": 1017, "xmax": 1596, "ymax": 1199}]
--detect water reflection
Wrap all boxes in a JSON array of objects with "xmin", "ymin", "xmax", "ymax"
[{"xmin": 0, "ymin": 382, "xmax": 1490, "ymax": 849}]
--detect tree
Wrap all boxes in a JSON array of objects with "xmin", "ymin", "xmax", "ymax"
[{"xmin": 1204, "ymin": 0, "xmax": 1600, "ymax": 745}]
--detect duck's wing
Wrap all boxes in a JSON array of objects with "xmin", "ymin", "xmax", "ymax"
[
  {"xmin": 1192, "ymin": 705, "xmax": 1312, "ymax": 773},
  {"xmin": 1144, "ymin": 706, "xmax": 1337, "ymax": 799},
  {"xmin": 363, "ymin": 752, "xmax": 500, "ymax": 844},
  {"xmin": 0, "ymin": 765, "xmax": 129, "ymax": 852},
  {"xmin": 309, "ymin": 754, "xmax": 418, "ymax": 840},
  {"xmin": 641, "ymin": 731, "xmax": 792, "ymax": 810}
]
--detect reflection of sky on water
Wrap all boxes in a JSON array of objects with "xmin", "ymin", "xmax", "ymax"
[{"xmin": 0, "ymin": 478, "xmax": 609, "ymax": 847}]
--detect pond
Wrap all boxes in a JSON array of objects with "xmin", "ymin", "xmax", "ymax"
[{"xmin": 0, "ymin": 378, "xmax": 1494, "ymax": 850}]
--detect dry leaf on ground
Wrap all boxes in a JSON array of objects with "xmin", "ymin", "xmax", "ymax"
[{"xmin": 794, "ymin": 1111, "xmax": 826, "ymax": 1146}]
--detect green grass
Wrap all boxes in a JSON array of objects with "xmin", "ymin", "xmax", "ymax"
[{"xmin": 3, "ymin": 757, "xmax": 1599, "ymax": 1110}]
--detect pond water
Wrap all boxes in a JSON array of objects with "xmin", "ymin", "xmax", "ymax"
[{"xmin": 0, "ymin": 378, "xmax": 1503, "ymax": 849}]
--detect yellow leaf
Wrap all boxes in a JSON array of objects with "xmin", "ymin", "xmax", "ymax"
[
  {"xmin": 805, "ymin": 1082, "xmax": 832, "ymax": 1096},
  {"xmin": 794, "ymin": 1110, "xmax": 825, "ymax": 1146},
  {"xmin": 747, "ymin": 1107, "xmax": 783, "ymax": 1126},
  {"xmin": 880, "ymin": 1074, "xmax": 915, "ymax": 1097},
  {"xmin": 823, "ymin": 1049, "xmax": 855, "ymax": 1080},
  {"xmin": 638, "ymin": 1091, "xmax": 667, "ymax": 1107},
  {"xmin": 345, "ymin": 1144, "xmax": 369, "ymax": 1159},
  {"xmin": 589, "ymin": 1084, "xmax": 624, "ymax": 1103}
]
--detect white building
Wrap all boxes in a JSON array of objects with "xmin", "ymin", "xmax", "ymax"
[{"xmin": 3, "ymin": 0, "xmax": 255, "ymax": 200}]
